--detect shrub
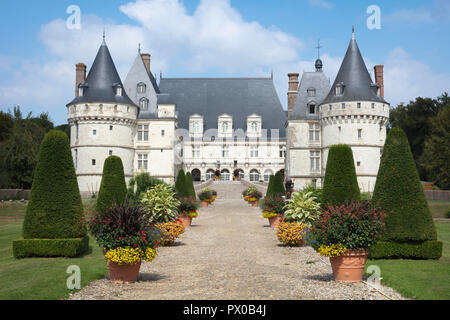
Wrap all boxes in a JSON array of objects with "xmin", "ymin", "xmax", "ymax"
[
  {"xmin": 154, "ymin": 221, "xmax": 185, "ymax": 246},
  {"xmin": 174, "ymin": 169, "xmax": 186, "ymax": 197},
  {"xmin": 127, "ymin": 172, "xmax": 166, "ymax": 204},
  {"xmin": 265, "ymin": 175, "xmax": 275, "ymax": 198},
  {"xmin": 140, "ymin": 184, "xmax": 180, "ymax": 223},
  {"xmin": 368, "ymin": 240, "xmax": 443, "ymax": 260},
  {"xmin": 283, "ymin": 190, "xmax": 321, "ymax": 227},
  {"xmin": 13, "ymin": 236, "xmax": 89, "ymax": 258},
  {"xmin": 96, "ymin": 156, "xmax": 127, "ymax": 213},
  {"xmin": 301, "ymin": 184, "xmax": 323, "ymax": 205},
  {"xmin": 22, "ymin": 130, "xmax": 86, "ymax": 240},
  {"xmin": 277, "ymin": 222, "xmax": 308, "ymax": 247},
  {"xmin": 184, "ymin": 172, "xmax": 196, "ymax": 200},
  {"xmin": 198, "ymin": 189, "xmax": 213, "ymax": 202},
  {"xmin": 309, "ymin": 201, "xmax": 386, "ymax": 257},
  {"xmin": 273, "ymin": 171, "xmax": 286, "ymax": 197},
  {"xmin": 178, "ymin": 198, "xmax": 199, "ymax": 218},
  {"xmin": 371, "ymin": 128, "xmax": 442, "ymax": 259},
  {"xmin": 446, "ymin": 209, "xmax": 450, "ymax": 219},
  {"xmin": 322, "ymin": 144, "xmax": 360, "ymax": 207},
  {"xmin": 262, "ymin": 196, "xmax": 285, "ymax": 218}
]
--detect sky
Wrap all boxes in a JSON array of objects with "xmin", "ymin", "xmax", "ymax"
[{"xmin": 0, "ymin": 0, "xmax": 449, "ymax": 125}]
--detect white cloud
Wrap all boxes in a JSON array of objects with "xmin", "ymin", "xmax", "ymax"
[
  {"xmin": 308, "ymin": 0, "xmax": 334, "ymax": 9},
  {"xmin": 384, "ymin": 9, "xmax": 432, "ymax": 24}
]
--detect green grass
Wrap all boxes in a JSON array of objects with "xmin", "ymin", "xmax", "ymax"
[
  {"xmin": 366, "ymin": 222, "xmax": 450, "ymax": 300},
  {"xmin": 428, "ymin": 200, "xmax": 450, "ymax": 218},
  {"xmin": 0, "ymin": 201, "xmax": 107, "ymax": 300}
]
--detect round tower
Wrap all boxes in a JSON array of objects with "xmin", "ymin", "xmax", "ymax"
[
  {"xmin": 66, "ymin": 39, "xmax": 138, "ymax": 196},
  {"xmin": 319, "ymin": 28, "xmax": 389, "ymax": 193}
]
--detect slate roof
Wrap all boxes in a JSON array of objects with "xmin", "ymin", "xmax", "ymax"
[
  {"xmin": 289, "ymin": 70, "xmax": 330, "ymax": 120},
  {"xmin": 158, "ymin": 77, "xmax": 287, "ymax": 139},
  {"xmin": 67, "ymin": 40, "xmax": 136, "ymax": 106},
  {"xmin": 321, "ymin": 33, "xmax": 388, "ymax": 105}
]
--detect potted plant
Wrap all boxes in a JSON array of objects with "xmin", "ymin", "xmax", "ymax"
[
  {"xmin": 140, "ymin": 184, "xmax": 185, "ymax": 246},
  {"xmin": 247, "ymin": 188, "xmax": 262, "ymax": 207},
  {"xmin": 262, "ymin": 196, "xmax": 285, "ymax": 228},
  {"xmin": 211, "ymin": 190, "xmax": 217, "ymax": 202},
  {"xmin": 87, "ymin": 202, "xmax": 160, "ymax": 284},
  {"xmin": 215, "ymin": 170, "xmax": 221, "ymax": 181},
  {"xmin": 178, "ymin": 198, "xmax": 199, "ymax": 228},
  {"xmin": 233, "ymin": 169, "xmax": 240, "ymax": 181},
  {"xmin": 309, "ymin": 201, "xmax": 386, "ymax": 282},
  {"xmin": 277, "ymin": 190, "xmax": 321, "ymax": 246},
  {"xmin": 198, "ymin": 189, "xmax": 213, "ymax": 207}
]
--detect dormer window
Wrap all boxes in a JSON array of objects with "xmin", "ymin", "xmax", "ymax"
[
  {"xmin": 222, "ymin": 122, "xmax": 229, "ymax": 133},
  {"xmin": 193, "ymin": 122, "xmax": 200, "ymax": 133},
  {"xmin": 251, "ymin": 122, "xmax": 258, "ymax": 132},
  {"xmin": 137, "ymin": 82, "xmax": 146, "ymax": 94},
  {"xmin": 307, "ymin": 88, "xmax": 316, "ymax": 97},
  {"xmin": 140, "ymin": 98, "xmax": 149, "ymax": 111},
  {"xmin": 309, "ymin": 104, "xmax": 316, "ymax": 114},
  {"xmin": 335, "ymin": 83, "xmax": 344, "ymax": 96},
  {"xmin": 114, "ymin": 83, "xmax": 123, "ymax": 96},
  {"xmin": 78, "ymin": 87, "xmax": 84, "ymax": 97}
]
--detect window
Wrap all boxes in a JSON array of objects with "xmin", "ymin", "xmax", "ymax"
[
  {"xmin": 127, "ymin": 106, "xmax": 130, "ymax": 113},
  {"xmin": 116, "ymin": 86, "xmax": 122, "ymax": 96},
  {"xmin": 110, "ymin": 125, "xmax": 113, "ymax": 131},
  {"xmin": 309, "ymin": 104, "xmax": 316, "ymax": 114},
  {"xmin": 114, "ymin": 105, "xmax": 118, "ymax": 111},
  {"xmin": 329, "ymin": 104, "xmax": 332, "ymax": 111},
  {"xmin": 78, "ymin": 87, "xmax": 84, "ymax": 96},
  {"xmin": 342, "ymin": 103, "xmax": 346, "ymax": 109},
  {"xmin": 206, "ymin": 169, "xmax": 215, "ymax": 181},
  {"xmin": 74, "ymin": 149, "xmax": 78, "ymax": 170},
  {"xmin": 357, "ymin": 161, "xmax": 361, "ymax": 167},
  {"xmin": 336, "ymin": 85, "xmax": 343, "ymax": 95},
  {"xmin": 75, "ymin": 122, "xmax": 79, "ymax": 141},
  {"xmin": 222, "ymin": 145, "xmax": 229, "ymax": 158},
  {"xmin": 192, "ymin": 145, "xmax": 200, "ymax": 158},
  {"xmin": 307, "ymin": 88, "xmax": 316, "ymax": 97},
  {"xmin": 338, "ymin": 126, "xmax": 341, "ymax": 132},
  {"xmin": 138, "ymin": 125, "xmax": 149, "ymax": 141},
  {"xmin": 251, "ymin": 122, "xmax": 258, "ymax": 132},
  {"xmin": 310, "ymin": 151, "xmax": 320, "ymax": 173},
  {"xmin": 99, "ymin": 104, "xmax": 103, "ymax": 111},
  {"xmin": 279, "ymin": 146, "xmax": 286, "ymax": 158},
  {"xmin": 109, "ymin": 150, "xmax": 113, "ymax": 156},
  {"xmin": 357, "ymin": 102, "xmax": 361, "ymax": 108},
  {"xmin": 93, "ymin": 129, "xmax": 97, "ymax": 136},
  {"xmin": 371, "ymin": 103, "xmax": 375, "ymax": 109},
  {"xmin": 250, "ymin": 145, "xmax": 258, "ymax": 158},
  {"xmin": 222, "ymin": 122, "xmax": 229, "ymax": 133},
  {"xmin": 312, "ymin": 179, "xmax": 317, "ymax": 188},
  {"xmin": 221, "ymin": 169, "xmax": 230, "ymax": 181},
  {"xmin": 140, "ymin": 98, "xmax": 149, "ymax": 111},
  {"xmin": 309, "ymin": 123, "xmax": 320, "ymax": 142},
  {"xmin": 85, "ymin": 104, "xmax": 89, "ymax": 110},
  {"xmin": 92, "ymin": 159, "xmax": 96, "ymax": 166},
  {"xmin": 138, "ymin": 154, "xmax": 148, "ymax": 170},
  {"xmin": 137, "ymin": 83, "xmax": 146, "ymax": 94},
  {"xmin": 193, "ymin": 121, "xmax": 200, "ymax": 133},
  {"xmin": 161, "ymin": 130, "xmax": 165, "ymax": 136},
  {"xmin": 249, "ymin": 169, "xmax": 260, "ymax": 182},
  {"xmin": 358, "ymin": 129, "xmax": 362, "ymax": 139}
]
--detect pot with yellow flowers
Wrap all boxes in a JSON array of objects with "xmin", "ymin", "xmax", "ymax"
[
  {"xmin": 277, "ymin": 190, "xmax": 321, "ymax": 246},
  {"xmin": 262, "ymin": 196, "xmax": 285, "ymax": 228},
  {"xmin": 177, "ymin": 198, "xmax": 199, "ymax": 228},
  {"xmin": 198, "ymin": 189, "xmax": 213, "ymax": 207},
  {"xmin": 309, "ymin": 201, "xmax": 386, "ymax": 282},
  {"xmin": 87, "ymin": 201, "xmax": 161, "ymax": 284},
  {"xmin": 140, "ymin": 184, "xmax": 185, "ymax": 246}
]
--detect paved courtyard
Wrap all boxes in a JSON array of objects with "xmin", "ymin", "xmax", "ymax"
[{"xmin": 69, "ymin": 182, "xmax": 405, "ymax": 300}]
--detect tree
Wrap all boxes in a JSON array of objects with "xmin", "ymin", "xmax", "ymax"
[
  {"xmin": 370, "ymin": 128, "xmax": 441, "ymax": 259},
  {"xmin": 22, "ymin": 130, "xmax": 86, "ymax": 239},
  {"xmin": 265, "ymin": 175, "xmax": 275, "ymax": 198},
  {"xmin": 322, "ymin": 144, "xmax": 360, "ymax": 206},
  {"xmin": 174, "ymin": 169, "xmax": 186, "ymax": 197},
  {"xmin": 0, "ymin": 111, "xmax": 14, "ymax": 142},
  {"xmin": 54, "ymin": 124, "xmax": 71, "ymax": 140},
  {"xmin": 96, "ymin": 156, "xmax": 127, "ymax": 213},
  {"xmin": 273, "ymin": 171, "xmax": 286, "ymax": 197},
  {"xmin": 184, "ymin": 172, "xmax": 196, "ymax": 199},
  {"xmin": 419, "ymin": 106, "xmax": 450, "ymax": 189}
]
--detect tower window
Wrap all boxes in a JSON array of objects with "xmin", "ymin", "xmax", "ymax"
[
  {"xmin": 161, "ymin": 130, "xmax": 165, "ymax": 136},
  {"xmin": 309, "ymin": 104, "xmax": 316, "ymax": 114},
  {"xmin": 114, "ymin": 105, "xmax": 118, "ymax": 111},
  {"xmin": 357, "ymin": 161, "xmax": 361, "ymax": 167},
  {"xmin": 358, "ymin": 129, "xmax": 362, "ymax": 139},
  {"xmin": 92, "ymin": 159, "xmax": 96, "ymax": 166},
  {"xmin": 137, "ymin": 83, "xmax": 146, "ymax": 94},
  {"xmin": 342, "ymin": 103, "xmax": 346, "ymax": 109},
  {"xmin": 372, "ymin": 103, "xmax": 375, "ymax": 109},
  {"xmin": 109, "ymin": 150, "xmax": 113, "ymax": 156},
  {"xmin": 110, "ymin": 125, "xmax": 113, "ymax": 131},
  {"xmin": 329, "ymin": 104, "xmax": 332, "ymax": 111},
  {"xmin": 357, "ymin": 102, "xmax": 361, "ymax": 108},
  {"xmin": 78, "ymin": 87, "xmax": 84, "ymax": 97},
  {"xmin": 93, "ymin": 129, "xmax": 97, "ymax": 136},
  {"xmin": 140, "ymin": 98, "xmax": 149, "ymax": 111}
]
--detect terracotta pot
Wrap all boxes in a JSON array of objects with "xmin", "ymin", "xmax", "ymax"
[
  {"xmin": 107, "ymin": 260, "xmax": 142, "ymax": 284},
  {"xmin": 251, "ymin": 201, "xmax": 259, "ymax": 207},
  {"xmin": 201, "ymin": 201, "xmax": 209, "ymax": 207},
  {"xmin": 268, "ymin": 215, "xmax": 283, "ymax": 228},
  {"xmin": 179, "ymin": 214, "xmax": 192, "ymax": 228},
  {"xmin": 329, "ymin": 248, "xmax": 369, "ymax": 282}
]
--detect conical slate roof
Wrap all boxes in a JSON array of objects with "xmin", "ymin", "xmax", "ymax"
[
  {"xmin": 321, "ymin": 32, "xmax": 388, "ymax": 105},
  {"xmin": 68, "ymin": 40, "xmax": 136, "ymax": 106}
]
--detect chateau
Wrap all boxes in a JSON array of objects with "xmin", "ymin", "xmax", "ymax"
[{"xmin": 67, "ymin": 28, "xmax": 388, "ymax": 194}]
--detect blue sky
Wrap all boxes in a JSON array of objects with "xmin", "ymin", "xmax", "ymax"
[{"xmin": 1, "ymin": 0, "xmax": 449, "ymax": 125}]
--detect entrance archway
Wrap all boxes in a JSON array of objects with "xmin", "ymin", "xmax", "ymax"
[
  {"xmin": 191, "ymin": 169, "xmax": 201, "ymax": 182},
  {"xmin": 249, "ymin": 169, "xmax": 260, "ymax": 182},
  {"xmin": 206, "ymin": 169, "xmax": 215, "ymax": 181},
  {"xmin": 221, "ymin": 169, "xmax": 230, "ymax": 181}
]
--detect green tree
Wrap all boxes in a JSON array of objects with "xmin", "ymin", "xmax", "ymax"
[
  {"xmin": 0, "ymin": 111, "xmax": 14, "ymax": 142},
  {"xmin": 96, "ymin": 156, "xmax": 127, "ymax": 213},
  {"xmin": 54, "ymin": 124, "xmax": 71, "ymax": 140},
  {"xmin": 175, "ymin": 169, "xmax": 186, "ymax": 197},
  {"xmin": 273, "ymin": 171, "xmax": 286, "ymax": 197},
  {"xmin": 265, "ymin": 175, "xmax": 275, "ymax": 198},
  {"xmin": 184, "ymin": 172, "xmax": 196, "ymax": 199},
  {"xmin": 370, "ymin": 128, "xmax": 441, "ymax": 259},
  {"xmin": 322, "ymin": 144, "xmax": 360, "ymax": 206},
  {"xmin": 419, "ymin": 106, "xmax": 450, "ymax": 189},
  {"xmin": 22, "ymin": 130, "xmax": 86, "ymax": 239}
]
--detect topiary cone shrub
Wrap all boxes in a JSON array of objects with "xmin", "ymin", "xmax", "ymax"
[
  {"xmin": 175, "ymin": 169, "xmax": 186, "ymax": 198},
  {"xmin": 96, "ymin": 156, "xmax": 127, "ymax": 213},
  {"xmin": 265, "ymin": 175, "xmax": 275, "ymax": 198},
  {"xmin": 13, "ymin": 130, "xmax": 88, "ymax": 258},
  {"xmin": 322, "ymin": 144, "xmax": 360, "ymax": 207},
  {"xmin": 184, "ymin": 172, "xmax": 196, "ymax": 200},
  {"xmin": 369, "ymin": 128, "xmax": 442, "ymax": 259},
  {"xmin": 272, "ymin": 171, "xmax": 286, "ymax": 197}
]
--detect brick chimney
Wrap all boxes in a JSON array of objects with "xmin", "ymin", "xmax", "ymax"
[
  {"xmin": 374, "ymin": 65, "xmax": 384, "ymax": 98},
  {"xmin": 141, "ymin": 53, "xmax": 151, "ymax": 75},
  {"xmin": 75, "ymin": 63, "xmax": 86, "ymax": 97},
  {"xmin": 287, "ymin": 73, "xmax": 299, "ymax": 117}
]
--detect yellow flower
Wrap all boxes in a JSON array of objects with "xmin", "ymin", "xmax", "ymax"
[{"xmin": 317, "ymin": 243, "xmax": 347, "ymax": 257}]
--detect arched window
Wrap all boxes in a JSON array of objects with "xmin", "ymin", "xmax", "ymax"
[
  {"xmin": 137, "ymin": 82, "xmax": 146, "ymax": 94},
  {"xmin": 206, "ymin": 169, "xmax": 215, "ymax": 181},
  {"xmin": 221, "ymin": 169, "xmax": 230, "ymax": 181},
  {"xmin": 307, "ymin": 88, "xmax": 316, "ymax": 97},
  {"xmin": 263, "ymin": 170, "xmax": 273, "ymax": 183},
  {"xmin": 222, "ymin": 122, "xmax": 229, "ymax": 133},
  {"xmin": 251, "ymin": 122, "xmax": 258, "ymax": 132},
  {"xmin": 250, "ymin": 169, "xmax": 260, "ymax": 182},
  {"xmin": 191, "ymin": 169, "xmax": 201, "ymax": 182},
  {"xmin": 140, "ymin": 98, "xmax": 149, "ymax": 111},
  {"xmin": 193, "ymin": 121, "xmax": 199, "ymax": 133}
]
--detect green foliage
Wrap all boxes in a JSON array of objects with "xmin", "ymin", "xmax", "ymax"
[
  {"xmin": 369, "ymin": 240, "xmax": 443, "ymax": 260},
  {"xmin": 419, "ymin": 106, "xmax": 450, "ymax": 189},
  {"xmin": 127, "ymin": 172, "xmax": 166, "ymax": 204},
  {"xmin": 54, "ymin": 124, "xmax": 71, "ymax": 141},
  {"xmin": 446, "ymin": 210, "xmax": 450, "ymax": 219},
  {"xmin": 22, "ymin": 130, "xmax": 86, "ymax": 240},
  {"xmin": 273, "ymin": 171, "xmax": 286, "ymax": 197},
  {"xmin": 96, "ymin": 156, "xmax": 127, "ymax": 213},
  {"xmin": 12, "ymin": 236, "xmax": 89, "ymax": 258},
  {"xmin": 0, "ymin": 111, "xmax": 14, "ymax": 142},
  {"xmin": 178, "ymin": 198, "xmax": 199, "ymax": 217},
  {"xmin": 265, "ymin": 175, "xmax": 275, "ymax": 198},
  {"xmin": 262, "ymin": 196, "xmax": 285, "ymax": 215},
  {"xmin": 243, "ymin": 186, "xmax": 258, "ymax": 197},
  {"xmin": 198, "ymin": 189, "xmax": 213, "ymax": 201},
  {"xmin": 301, "ymin": 184, "xmax": 323, "ymax": 205},
  {"xmin": 322, "ymin": 144, "xmax": 360, "ymax": 206},
  {"xmin": 184, "ymin": 172, "xmax": 196, "ymax": 199},
  {"xmin": 140, "ymin": 184, "xmax": 181, "ymax": 223},
  {"xmin": 283, "ymin": 191, "xmax": 321, "ymax": 226},
  {"xmin": 174, "ymin": 169, "xmax": 186, "ymax": 197},
  {"xmin": 373, "ymin": 128, "xmax": 437, "ymax": 243}
]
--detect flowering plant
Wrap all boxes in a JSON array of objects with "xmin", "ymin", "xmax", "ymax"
[
  {"xmin": 154, "ymin": 220, "xmax": 185, "ymax": 246},
  {"xmin": 198, "ymin": 188, "xmax": 213, "ymax": 202},
  {"xmin": 309, "ymin": 201, "xmax": 386, "ymax": 256},
  {"xmin": 140, "ymin": 184, "xmax": 181, "ymax": 223},
  {"xmin": 233, "ymin": 169, "xmax": 240, "ymax": 178},
  {"xmin": 283, "ymin": 190, "xmax": 321, "ymax": 227},
  {"xmin": 277, "ymin": 222, "xmax": 308, "ymax": 247},
  {"xmin": 262, "ymin": 196, "xmax": 285, "ymax": 217},
  {"xmin": 86, "ymin": 201, "xmax": 160, "ymax": 264},
  {"xmin": 214, "ymin": 170, "xmax": 221, "ymax": 177},
  {"xmin": 178, "ymin": 198, "xmax": 199, "ymax": 219}
]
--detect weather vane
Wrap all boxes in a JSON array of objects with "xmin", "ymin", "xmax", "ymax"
[{"xmin": 315, "ymin": 39, "xmax": 322, "ymax": 59}]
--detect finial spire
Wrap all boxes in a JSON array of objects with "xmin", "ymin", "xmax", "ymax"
[
  {"xmin": 315, "ymin": 39, "xmax": 322, "ymax": 59},
  {"xmin": 102, "ymin": 28, "xmax": 106, "ymax": 44},
  {"xmin": 352, "ymin": 25, "xmax": 355, "ymax": 40},
  {"xmin": 138, "ymin": 43, "xmax": 141, "ymax": 53}
]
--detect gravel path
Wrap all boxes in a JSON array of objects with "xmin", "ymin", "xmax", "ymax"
[{"xmin": 69, "ymin": 182, "xmax": 406, "ymax": 300}]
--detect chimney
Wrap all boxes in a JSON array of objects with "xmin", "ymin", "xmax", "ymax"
[
  {"xmin": 75, "ymin": 63, "xmax": 86, "ymax": 97},
  {"xmin": 141, "ymin": 53, "xmax": 151, "ymax": 75},
  {"xmin": 287, "ymin": 73, "xmax": 299, "ymax": 117},
  {"xmin": 374, "ymin": 65, "xmax": 384, "ymax": 98}
]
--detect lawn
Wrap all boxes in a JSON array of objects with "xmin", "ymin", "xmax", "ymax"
[
  {"xmin": 428, "ymin": 200, "xmax": 450, "ymax": 218},
  {"xmin": 366, "ymin": 222, "xmax": 450, "ymax": 300},
  {"xmin": 0, "ymin": 199, "xmax": 106, "ymax": 300}
]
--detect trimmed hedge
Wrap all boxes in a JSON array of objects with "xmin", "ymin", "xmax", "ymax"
[
  {"xmin": 96, "ymin": 156, "xmax": 127, "ymax": 213},
  {"xmin": 322, "ymin": 144, "xmax": 360, "ymax": 206},
  {"xmin": 13, "ymin": 235, "xmax": 90, "ymax": 258},
  {"xmin": 22, "ymin": 130, "xmax": 86, "ymax": 239},
  {"xmin": 184, "ymin": 172, "xmax": 196, "ymax": 200},
  {"xmin": 265, "ymin": 175, "xmax": 275, "ymax": 198},
  {"xmin": 273, "ymin": 171, "xmax": 286, "ymax": 197},
  {"xmin": 175, "ymin": 169, "xmax": 186, "ymax": 197},
  {"xmin": 369, "ymin": 240, "xmax": 443, "ymax": 260}
]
